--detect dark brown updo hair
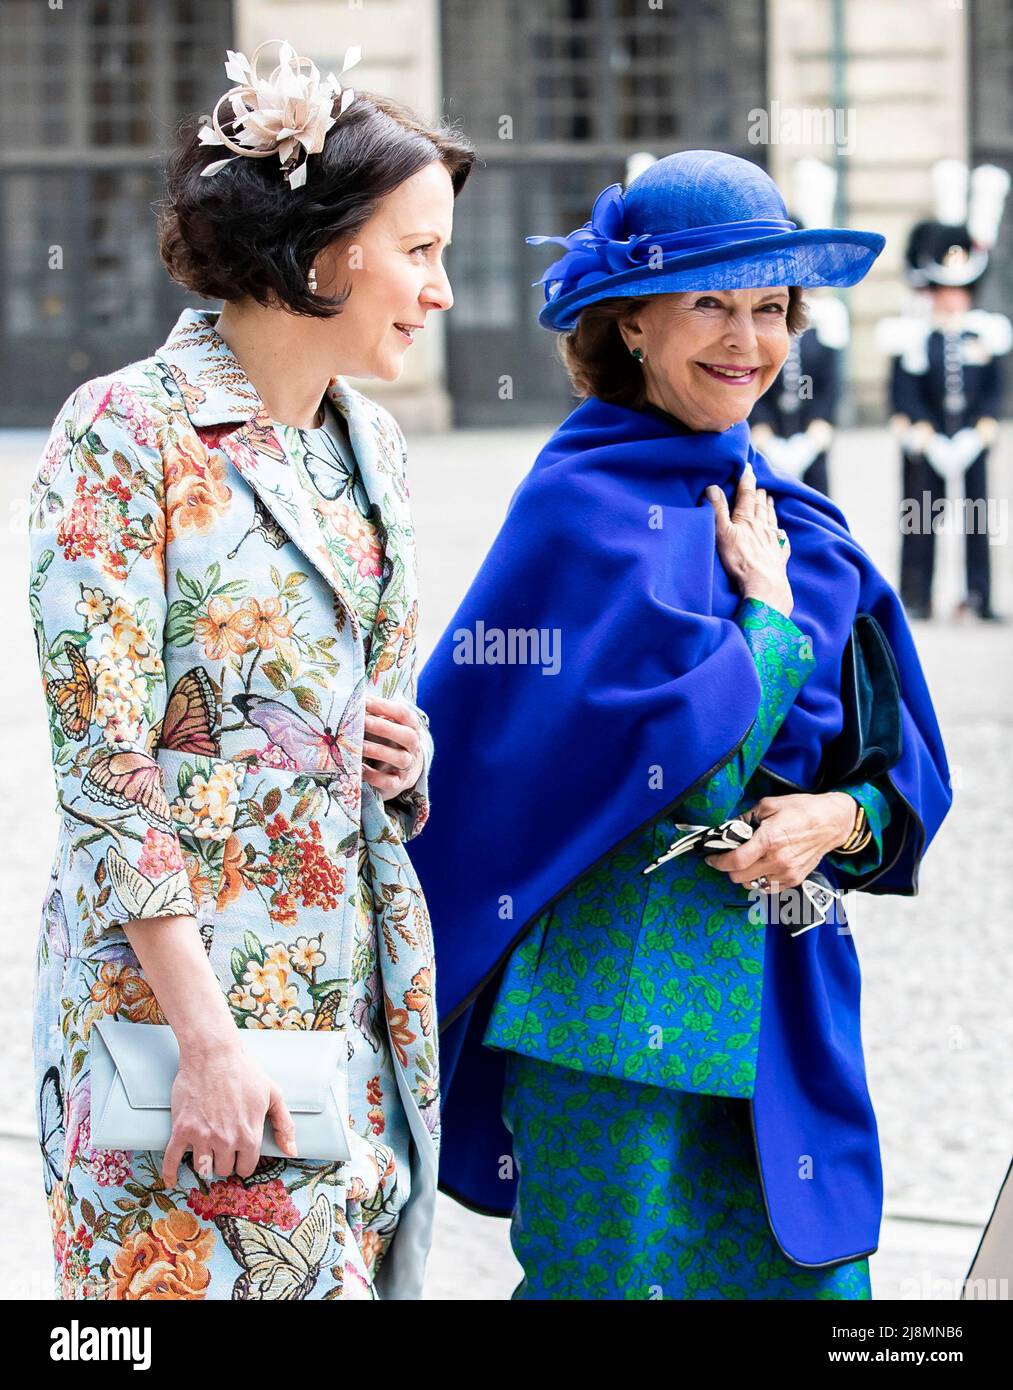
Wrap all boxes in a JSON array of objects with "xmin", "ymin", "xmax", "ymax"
[
  {"xmin": 157, "ymin": 90, "xmax": 475, "ymax": 317},
  {"xmin": 558, "ymin": 287, "xmax": 809, "ymax": 407}
]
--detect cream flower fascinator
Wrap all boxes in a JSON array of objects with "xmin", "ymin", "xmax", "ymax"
[{"xmin": 198, "ymin": 38, "xmax": 361, "ymax": 190}]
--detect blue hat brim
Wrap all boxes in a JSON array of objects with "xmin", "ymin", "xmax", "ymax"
[{"xmin": 536, "ymin": 228, "xmax": 885, "ymax": 331}]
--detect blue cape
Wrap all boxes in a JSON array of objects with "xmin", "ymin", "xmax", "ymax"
[{"xmin": 408, "ymin": 396, "xmax": 952, "ymax": 1264}]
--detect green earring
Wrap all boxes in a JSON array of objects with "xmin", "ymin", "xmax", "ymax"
[{"xmin": 631, "ymin": 347, "xmax": 644, "ymax": 362}]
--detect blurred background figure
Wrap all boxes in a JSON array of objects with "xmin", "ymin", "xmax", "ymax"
[
  {"xmin": 749, "ymin": 157, "xmax": 849, "ymax": 496},
  {"xmin": 877, "ymin": 160, "xmax": 1012, "ymax": 622}
]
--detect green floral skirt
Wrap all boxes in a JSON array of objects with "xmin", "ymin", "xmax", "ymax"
[{"xmin": 501, "ymin": 1053, "xmax": 872, "ymax": 1300}]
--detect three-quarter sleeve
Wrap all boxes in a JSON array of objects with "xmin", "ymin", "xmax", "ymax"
[
  {"xmin": 27, "ymin": 380, "xmax": 199, "ymax": 927},
  {"xmin": 677, "ymin": 596, "xmax": 817, "ymax": 824}
]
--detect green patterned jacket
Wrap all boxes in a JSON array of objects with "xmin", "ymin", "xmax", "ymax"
[{"xmin": 483, "ymin": 597, "xmax": 893, "ymax": 1098}]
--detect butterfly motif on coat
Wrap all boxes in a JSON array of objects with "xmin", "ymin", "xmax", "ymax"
[
  {"xmin": 156, "ymin": 361, "xmax": 210, "ymax": 423},
  {"xmin": 78, "ymin": 667, "xmax": 221, "ymax": 837},
  {"xmin": 38, "ymin": 1065, "xmax": 65, "ymax": 1197},
  {"xmin": 43, "ymin": 886, "xmax": 71, "ymax": 961},
  {"xmin": 370, "ymin": 593, "xmax": 418, "ymax": 680},
  {"xmin": 46, "ymin": 642, "xmax": 95, "ymax": 740},
  {"xmin": 227, "ymin": 493, "xmax": 290, "ymax": 561},
  {"xmin": 350, "ymin": 966, "xmax": 382, "ymax": 1054},
  {"xmin": 68, "ymin": 667, "xmax": 222, "ymax": 922},
  {"xmin": 298, "ymin": 416, "xmax": 362, "ymax": 505},
  {"xmin": 232, "ymin": 678, "xmax": 365, "ymax": 777},
  {"xmin": 216, "ymin": 1191, "xmax": 336, "ymax": 1300}
]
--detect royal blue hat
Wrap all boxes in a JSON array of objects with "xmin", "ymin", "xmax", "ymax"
[{"xmin": 527, "ymin": 149, "xmax": 886, "ymax": 331}]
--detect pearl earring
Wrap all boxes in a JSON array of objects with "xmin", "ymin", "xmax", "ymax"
[
  {"xmin": 631, "ymin": 347, "xmax": 644, "ymax": 362},
  {"xmin": 307, "ymin": 267, "xmax": 318, "ymax": 293}
]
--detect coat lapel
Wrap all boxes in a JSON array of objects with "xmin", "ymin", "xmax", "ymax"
[
  {"xmin": 215, "ymin": 404, "xmax": 363, "ymax": 640},
  {"xmin": 326, "ymin": 379, "xmax": 417, "ymax": 686},
  {"xmin": 153, "ymin": 307, "xmax": 412, "ymax": 661}
]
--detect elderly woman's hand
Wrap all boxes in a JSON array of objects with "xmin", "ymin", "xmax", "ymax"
[
  {"xmin": 705, "ymin": 461, "xmax": 793, "ymax": 617},
  {"xmin": 362, "ymin": 694, "xmax": 425, "ymax": 799},
  {"xmin": 704, "ymin": 792, "xmax": 859, "ymax": 890}
]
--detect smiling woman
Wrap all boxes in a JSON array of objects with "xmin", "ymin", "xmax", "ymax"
[
  {"xmin": 558, "ymin": 285, "xmax": 808, "ymax": 423},
  {"xmin": 28, "ymin": 38, "xmax": 476, "ymax": 1303},
  {"xmin": 410, "ymin": 149, "xmax": 952, "ymax": 1303}
]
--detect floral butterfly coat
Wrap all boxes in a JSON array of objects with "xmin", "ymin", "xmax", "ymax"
[{"xmin": 27, "ymin": 307, "xmax": 438, "ymax": 1301}]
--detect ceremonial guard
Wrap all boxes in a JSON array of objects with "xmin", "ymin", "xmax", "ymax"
[
  {"xmin": 877, "ymin": 161, "xmax": 1011, "ymax": 621},
  {"xmin": 749, "ymin": 160, "xmax": 849, "ymax": 496}
]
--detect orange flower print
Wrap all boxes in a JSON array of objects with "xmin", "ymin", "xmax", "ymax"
[
  {"xmin": 360, "ymin": 1226, "xmax": 387, "ymax": 1279},
  {"xmin": 163, "ymin": 434, "xmax": 231, "ymax": 540},
  {"xmin": 183, "ymin": 852, "xmax": 214, "ymax": 904},
  {"xmin": 132, "ymin": 504, "xmax": 166, "ymax": 587},
  {"xmin": 62, "ymin": 1222, "xmax": 98, "ymax": 1295},
  {"xmin": 194, "ymin": 596, "xmax": 249, "ymax": 661},
  {"xmin": 269, "ymin": 891, "xmax": 299, "ymax": 927},
  {"xmin": 48, "ymin": 1182, "xmax": 69, "ymax": 1271},
  {"xmin": 366, "ymin": 1075, "xmax": 385, "ymax": 1135},
  {"xmin": 384, "ymin": 994, "xmax": 417, "ymax": 1068},
  {"xmin": 235, "ymin": 596, "xmax": 293, "ymax": 650},
  {"xmin": 90, "ymin": 963, "xmax": 163, "ymax": 1023},
  {"xmin": 214, "ymin": 834, "xmax": 245, "ymax": 909},
  {"xmin": 109, "ymin": 1209, "xmax": 214, "ymax": 1300},
  {"xmin": 403, "ymin": 968, "xmax": 434, "ymax": 1035}
]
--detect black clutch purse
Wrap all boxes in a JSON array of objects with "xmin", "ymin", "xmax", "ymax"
[
  {"xmin": 642, "ymin": 817, "xmax": 841, "ymax": 935},
  {"xmin": 817, "ymin": 612, "xmax": 903, "ymax": 791}
]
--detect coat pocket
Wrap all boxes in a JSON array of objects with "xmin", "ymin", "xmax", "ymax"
[{"xmin": 155, "ymin": 747, "xmax": 247, "ymax": 937}]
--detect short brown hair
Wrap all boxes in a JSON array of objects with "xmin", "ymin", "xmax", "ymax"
[
  {"xmin": 158, "ymin": 90, "xmax": 475, "ymax": 316},
  {"xmin": 557, "ymin": 287, "xmax": 810, "ymax": 407}
]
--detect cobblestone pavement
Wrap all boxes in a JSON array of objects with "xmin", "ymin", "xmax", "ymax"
[{"xmin": 1, "ymin": 421, "xmax": 1008, "ymax": 1301}]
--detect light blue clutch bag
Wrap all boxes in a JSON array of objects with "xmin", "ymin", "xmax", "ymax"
[{"xmin": 90, "ymin": 1018, "xmax": 352, "ymax": 1161}]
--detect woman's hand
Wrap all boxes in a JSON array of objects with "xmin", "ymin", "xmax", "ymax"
[
  {"xmin": 121, "ymin": 914, "xmax": 298, "ymax": 1185},
  {"xmin": 705, "ymin": 461, "xmax": 793, "ymax": 617},
  {"xmin": 363, "ymin": 694, "xmax": 425, "ymax": 799},
  {"xmin": 162, "ymin": 1040, "xmax": 298, "ymax": 1185},
  {"xmin": 703, "ymin": 792, "xmax": 858, "ymax": 891}
]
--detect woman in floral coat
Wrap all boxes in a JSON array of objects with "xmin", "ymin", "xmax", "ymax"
[{"xmin": 28, "ymin": 42, "xmax": 472, "ymax": 1300}]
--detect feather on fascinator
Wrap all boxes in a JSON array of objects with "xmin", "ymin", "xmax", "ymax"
[{"xmin": 198, "ymin": 38, "xmax": 361, "ymax": 190}]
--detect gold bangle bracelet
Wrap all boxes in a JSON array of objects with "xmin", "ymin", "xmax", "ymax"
[
  {"xmin": 837, "ymin": 826, "xmax": 873, "ymax": 855},
  {"xmin": 837, "ymin": 806, "xmax": 871, "ymax": 855},
  {"xmin": 837, "ymin": 804, "xmax": 867, "ymax": 854}
]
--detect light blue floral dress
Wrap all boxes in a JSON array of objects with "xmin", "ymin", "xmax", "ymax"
[
  {"xmin": 272, "ymin": 400, "xmax": 414, "ymax": 1278},
  {"xmin": 28, "ymin": 307, "xmax": 437, "ymax": 1302}
]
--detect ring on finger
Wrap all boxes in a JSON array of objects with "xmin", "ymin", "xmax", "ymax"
[
  {"xmin": 749, "ymin": 874, "xmax": 770, "ymax": 890},
  {"xmin": 776, "ymin": 529, "xmax": 788, "ymax": 548}
]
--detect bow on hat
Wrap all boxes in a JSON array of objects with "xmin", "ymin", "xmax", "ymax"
[{"xmin": 527, "ymin": 182, "xmax": 797, "ymax": 303}]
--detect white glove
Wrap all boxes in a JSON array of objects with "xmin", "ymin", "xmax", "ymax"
[
  {"xmin": 901, "ymin": 421, "xmax": 934, "ymax": 454},
  {"xmin": 758, "ymin": 435, "xmax": 790, "ymax": 473},
  {"xmin": 947, "ymin": 427, "xmax": 987, "ymax": 475},
  {"xmin": 785, "ymin": 431, "xmax": 821, "ymax": 475},
  {"xmin": 925, "ymin": 428, "xmax": 984, "ymax": 482},
  {"xmin": 765, "ymin": 432, "xmax": 817, "ymax": 478}
]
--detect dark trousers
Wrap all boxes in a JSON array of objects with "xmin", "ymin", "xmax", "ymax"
[{"xmin": 900, "ymin": 449, "xmax": 992, "ymax": 616}]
